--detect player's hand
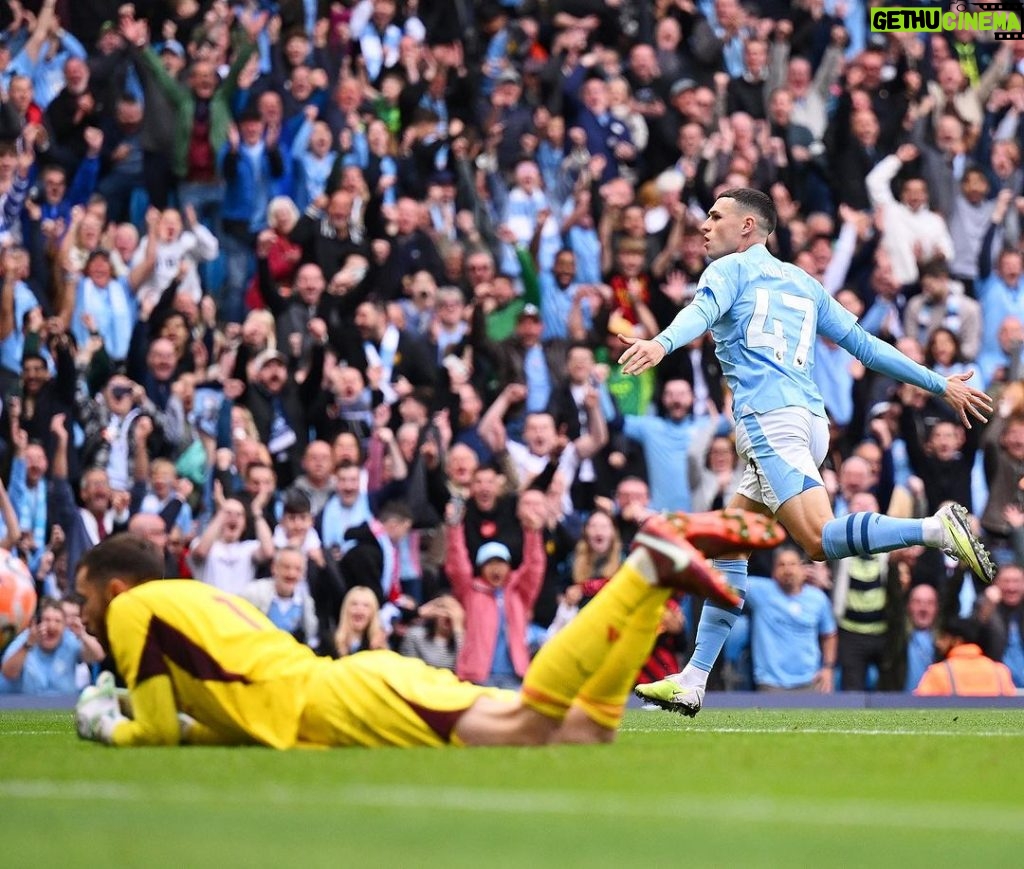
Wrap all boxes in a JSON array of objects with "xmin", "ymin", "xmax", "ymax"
[
  {"xmin": 812, "ymin": 667, "xmax": 835, "ymax": 694},
  {"xmin": 75, "ymin": 672, "xmax": 128, "ymax": 744},
  {"xmin": 941, "ymin": 371, "xmax": 993, "ymax": 430},
  {"xmin": 617, "ymin": 335, "xmax": 667, "ymax": 375}
]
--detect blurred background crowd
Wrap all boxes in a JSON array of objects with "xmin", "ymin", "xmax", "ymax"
[{"xmin": 0, "ymin": 0, "xmax": 1023, "ymax": 697}]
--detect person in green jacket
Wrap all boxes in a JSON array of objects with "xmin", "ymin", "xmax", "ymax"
[{"xmin": 121, "ymin": 15, "xmax": 258, "ymax": 231}]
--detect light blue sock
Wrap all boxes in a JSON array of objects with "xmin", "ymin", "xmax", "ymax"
[
  {"xmin": 821, "ymin": 512, "xmax": 926, "ymax": 560},
  {"xmin": 689, "ymin": 558, "xmax": 748, "ymax": 673}
]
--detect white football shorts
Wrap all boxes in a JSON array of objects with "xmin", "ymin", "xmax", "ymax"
[{"xmin": 734, "ymin": 407, "xmax": 830, "ymax": 514}]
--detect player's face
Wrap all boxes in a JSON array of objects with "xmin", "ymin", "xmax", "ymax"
[
  {"xmin": 701, "ymin": 198, "xmax": 747, "ymax": 260},
  {"xmin": 76, "ymin": 570, "xmax": 113, "ymax": 649}
]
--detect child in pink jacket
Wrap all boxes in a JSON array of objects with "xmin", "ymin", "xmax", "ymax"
[{"xmin": 444, "ymin": 520, "xmax": 546, "ymax": 686}]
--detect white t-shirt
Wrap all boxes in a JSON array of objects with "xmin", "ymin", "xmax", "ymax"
[
  {"xmin": 190, "ymin": 539, "xmax": 262, "ymax": 596},
  {"xmin": 505, "ymin": 439, "xmax": 580, "ymax": 516}
]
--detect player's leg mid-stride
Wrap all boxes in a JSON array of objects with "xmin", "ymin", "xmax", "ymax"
[
  {"xmin": 631, "ymin": 509, "xmax": 787, "ymax": 717},
  {"xmin": 635, "ymin": 501, "xmax": 996, "ymax": 717}
]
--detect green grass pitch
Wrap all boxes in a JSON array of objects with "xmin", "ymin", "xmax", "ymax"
[{"xmin": 3, "ymin": 708, "xmax": 1022, "ymax": 868}]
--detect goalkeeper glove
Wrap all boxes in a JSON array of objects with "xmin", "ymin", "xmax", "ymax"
[{"xmin": 75, "ymin": 672, "xmax": 129, "ymax": 744}]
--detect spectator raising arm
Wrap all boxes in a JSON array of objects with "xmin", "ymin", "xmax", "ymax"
[{"xmin": 478, "ymin": 382, "xmax": 528, "ymax": 455}]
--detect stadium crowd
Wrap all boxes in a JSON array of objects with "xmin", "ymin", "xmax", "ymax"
[{"xmin": 1, "ymin": 0, "xmax": 1023, "ymax": 698}]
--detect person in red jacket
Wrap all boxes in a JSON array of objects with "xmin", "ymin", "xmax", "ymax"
[{"xmin": 914, "ymin": 617, "xmax": 1016, "ymax": 697}]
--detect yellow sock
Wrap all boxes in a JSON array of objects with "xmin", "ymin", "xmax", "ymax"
[
  {"xmin": 573, "ymin": 595, "xmax": 666, "ymax": 731},
  {"xmin": 521, "ymin": 560, "xmax": 670, "ymax": 722}
]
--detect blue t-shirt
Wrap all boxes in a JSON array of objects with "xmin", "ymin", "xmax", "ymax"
[
  {"xmin": 746, "ymin": 576, "xmax": 836, "ymax": 689},
  {"xmin": 655, "ymin": 244, "xmax": 945, "ymax": 418},
  {"xmin": 0, "ymin": 629, "xmax": 82, "ymax": 694},
  {"xmin": 905, "ymin": 627, "xmax": 935, "ymax": 692},
  {"xmin": 622, "ymin": 414, "xmax": 705, "ymax": 511}
]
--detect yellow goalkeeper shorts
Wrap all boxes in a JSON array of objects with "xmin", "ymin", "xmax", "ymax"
[{"xmin": 296, "ymin": 650, "xmax": 515, "ymax": 748}]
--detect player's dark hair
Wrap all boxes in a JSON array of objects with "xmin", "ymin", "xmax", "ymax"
[
  {"xmin": 718, "ymin": 187, "xmax": 777, "ymax": 235},
  {"xmin": 76, "ymin": 533, "xmax": 166, "ymax": 587}
]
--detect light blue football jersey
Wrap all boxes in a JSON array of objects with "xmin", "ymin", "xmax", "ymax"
[{"xmin": 657, "ymin": 244, "xmax": 859, "ymax": 418}]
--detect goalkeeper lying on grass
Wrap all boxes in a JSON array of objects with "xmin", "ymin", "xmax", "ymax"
[{"xmin": 75, "ymin": 515, "xmax": 783, "ymax": 749}]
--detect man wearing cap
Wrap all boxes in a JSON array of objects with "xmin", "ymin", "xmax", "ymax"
[
  {"xmin": 88, "ymin": 20, "xmax": 134, "ymax": 113},
  {"xmin": 235, "ymin": 321, "xmax": 327, "ymax": 487},
  {"xmin": 476, "ymin": 301, "xmax": 567, "ymax": 418},
  {"xmin": 131, "ymin": 39, "xmax": 186, "ymax": 210},
  {"xmin": 476, "ymin": 64, "xmax": 532, "ymax": 173},
  {"xmin": 445, "ymin": 499, "xmax": 546, "ymax": 687},
  {"xmin": 649, "ymin": 78, "xmax": 699, "ymax": 166}
]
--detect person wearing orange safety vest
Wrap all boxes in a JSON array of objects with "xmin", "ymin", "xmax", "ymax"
[{"xmin": 914, "ymin": 617, "xmax": 1016, "ymax": 697}]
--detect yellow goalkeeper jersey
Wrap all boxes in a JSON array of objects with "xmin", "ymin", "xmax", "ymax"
[{"xmin": 107, "ymin": 580, "xmax": 327, "ymax": 749}]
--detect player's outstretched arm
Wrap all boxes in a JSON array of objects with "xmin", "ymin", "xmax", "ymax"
[
  {"xmin": 832, "ymin": 320, "xmax": 994, "ymax": 428},
  {"xmin": 617, "ymin": 335, "xmax": 667, "ymax": 375},
  {"xmin": 620, "ymin": 288, "xmax": 719, "ymax": 375},
  {"xmin": 941, "ymin": 371, "xmax": 993, "ymax": 430},
  {"xmin": 834, "ymin": 321, "xmax": 946, "ymax": 396}
]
